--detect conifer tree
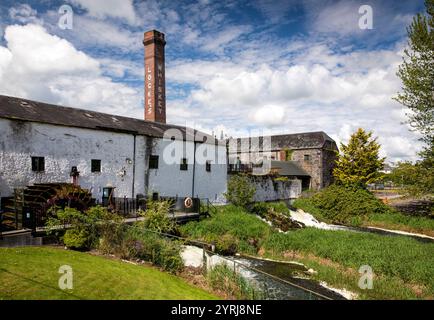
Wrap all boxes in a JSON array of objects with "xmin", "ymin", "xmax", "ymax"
[{"xmin": 333, "ymin": 128, "xmax": 385, "ymax": 187}]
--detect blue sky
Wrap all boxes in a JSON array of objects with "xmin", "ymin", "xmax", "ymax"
[{"xmin": 0, "ymin": 0, "xmax": 427, "ymax": 162}]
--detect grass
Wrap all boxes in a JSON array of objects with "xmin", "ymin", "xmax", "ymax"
[
  {"xmin": 181, "ymin": 205, "xmax": 434, "ymax": 299},
  {"xmin": 181, "ymin": 205, "xmax": 271, "ymax": 254},
  {"xmin": 365, "ymin": 212, "xmax": 434, "ymax": 236},
  {"xmin": 293, "ymin": 198, "xmax": 434, "ymax": 237},
  {"xmin": 0, "ymin": 246, "xmax": 217, "ymax": 300}
]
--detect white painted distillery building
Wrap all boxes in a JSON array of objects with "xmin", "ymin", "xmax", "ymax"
[{"xmin": 0, "ymin": 95, "xmax": 227, "ymax": 203}]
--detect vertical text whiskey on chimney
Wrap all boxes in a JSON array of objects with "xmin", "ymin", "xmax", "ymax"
[{"xmin": 143, "ymin": 30, "xmax": 166, "ymax": 123}]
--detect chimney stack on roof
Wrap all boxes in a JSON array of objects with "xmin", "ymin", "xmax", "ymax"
[{"xmin": 143, "ymin": 30, "xmax": 166, "ymax": 123}]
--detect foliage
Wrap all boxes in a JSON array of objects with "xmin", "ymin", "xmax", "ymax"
[
  {"xmin": 273, "ymin": 176, "xmax": 289, "ymax": 182},
  {"xmin": 333, "ymin": 128, "xmax": 385, "ymax": 187},
  {"xmin": 389, "ymin": 161, "xmax": 434, "ymax": 197},
  {"xmin": 283, "ymin": 148, "xmax": 293, "ymax": 161},
  {"xmin": 181, "ymin": 204, "xmax": 434, "ymax": 298},
  {"xmin": 137, "ymin": 199, "xmax": 178, "ymax": 234},
  {"xmin": 0, "ymin": 247, "xmax": 217, "ymax": 300},
  {"xmin": 62, "ymin": 228, "xmax": 89, "ymax": 249},
  {"xmin": 207, "ymin": 264, "xmax": 262, "ymax": 300},
  {"xmin": 395, "ymin": 0, "xmax": 434, "ymax": 158},
  {"xmin": 294, "ymin": 184, "xmax": 392, "ymax": 225},
  {"xmin": 224, "ymin": 174, "xmax": 256, "ymax": 208},
  {"xmin": 125, "ymin": 226, "xmax": 184, "ymax": 273},
  {"xmin": 46, "ymin": 206, "xmax": 122, "ymax": 250}
]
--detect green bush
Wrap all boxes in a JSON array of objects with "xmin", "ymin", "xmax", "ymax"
[
  {"xmin": 138, "ymin": 200, "xmax": 178, "ymax": 234},
  {"xmin": 46, "ymin": 206, "xmax": 124, "ymax": 250},
  {"xmin": 62, "ymin": 228, "xmax": 89, "ymax": 249},
  {"xmin": 225, "ymin": 174, "xmax": 256, "ymax": 208},
  {"xmin": 123, "ymin": 226, "xmax": 184, "ymax": 273},
  {"xmin": 294, "ymin": 184, "xmax": 392, "ymax": 225}
]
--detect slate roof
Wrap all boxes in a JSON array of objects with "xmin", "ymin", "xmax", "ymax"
[
  {"xmin": 270, "ymin": 160, "xmax": 310, "ymax": 176},
  {"xmin": 0, "ymin": 95, "xmax": 221, "ymax": 145},
  {"xmin": 229, "ymin": 131, "xmax": 337, "ymax": 152}
]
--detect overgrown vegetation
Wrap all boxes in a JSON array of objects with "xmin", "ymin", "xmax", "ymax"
[
  {"xmin": 262, "ymin": 228, "xmax": 434, "ymax": 295},
  {"xmin": 293, "ymin": 186, "xmax": 434, "ymax": 234},
  {"xmin": 47, "ymin": 204, "xmax": 183, "ymax": 273},
  {"xmin": 180, "ymin": 205, "xmax": 270, "ymax": 255},
  {"xmin": 293, "ymin": 184, "xmax": 392, "ymax": 225},
  {"xmin": 137, "ymin": 199, "xmax": 178, "ymax": 234},
  {"xmin": 207, "ymin": 264, "xmax": 261, "ymax": 300},
  {"xmin": 181, "ymin": 205, "xmax": 434, "ymax": 299},
  {"xmin": 121, "ymin": 227, "xmax": 184, "ymax": 273},
  {"xmin": 224, "ymin": 174, "xmax": 255, "ymax": 208},
  {"xmin": 46, "ymin": 206, "xmax": 122, "ymax": 250}
]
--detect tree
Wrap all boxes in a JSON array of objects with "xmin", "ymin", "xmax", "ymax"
[
  {"xmin": 333, "ymin": 128, "xmax": 385, "ymax": 187},
  {"xmin": 395, "ymin": 0, "xmax": 434, "ymax": 160},
  {"xmin": 389, "ymin": 161, "xmax": 434, "ymax": 196}
]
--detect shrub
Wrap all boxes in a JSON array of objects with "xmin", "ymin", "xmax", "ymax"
[
  {"xmin": 225, "ymin": 174, "xmax": 256, "ymax": 208},
  {"xmin": 138, "ymin": 200, "xmax": 178, "ymax": 234},
  {"xmin": 123, "ymin": 226, "xmax": 184, "ymax": 273},
  {"xmin": 62, "ymin": 228, "xmax": 89, "ymax": 249},
  {"xmin": 46, "ymin": 206, "xmax": 123, "ymax": 250},
  {"xmin": 297, "ymin": 184, "xmax": 392, "ymax": 225}
]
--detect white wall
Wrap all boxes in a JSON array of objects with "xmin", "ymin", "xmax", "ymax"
[
  {"xmin": 0, "ymin": 118, "xmax": 143, "ymax": 201},
  {"xmin": 147, "ymin": 138, "xmax": 227, "ymax": 203},
  {"xmin": 0, "ymin": 118, "xmax": 227, "ymax": 203}
]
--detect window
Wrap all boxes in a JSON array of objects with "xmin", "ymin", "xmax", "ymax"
[
  {"xmin": 149, "ymin": 155, "xmax": 159, "ymax": 169},
  {"xmin": 206, "ymin": 160, "xmax": 211, "ymax": 172},
  {"xmin": 91, "ymin": 159, "xmax": 101, "ymax": 172},
  {"xmin": 180, "ymin": 158, "xmax": 188, "ymax": 171},
  {"xmin": 31, "ymin": 157, "xmax": 44, "ymax": 172},
  {"xmin": 304, "ymin": 155, "xmax": 311, "ymax": 161}
]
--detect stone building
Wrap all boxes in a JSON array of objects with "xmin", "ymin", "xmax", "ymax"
[{"xmin": 228, "ymin": 132, "xmax": 338, "ymax": 190}]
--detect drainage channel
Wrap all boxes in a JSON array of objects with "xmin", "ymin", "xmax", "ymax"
[{"xmin": 182, "ymin": 245, "xmax": 347, "ymax": 300}]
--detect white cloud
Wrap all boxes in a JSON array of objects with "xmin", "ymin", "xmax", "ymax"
[
  {"xmin": 4, "ymin": 24, "xmax": 99, "ymax": 75},
  {"xmin": 201, "ymin": 25, "xmax": 252, "ymax": 53},
  {"xmin": 69, "ymin": 0, "xmax": 138, "ymax": 25},
  {"xmin": 8, "ymin": 4, "xmax": 43, "ymax": 25},
  {"xmin": 250, "ymin": 105, "xmax": 286, "ymax": 127},
  {"xmin": 0, "ymin": 24, "xmax": 141, "ymax": 117},
  {"xmin": 69, "ymin": 15, "xmax": 141, "ymax": 51},
  {"xmin": 166, "ymin": 39, "xmax": 422, "ymax": 162}
]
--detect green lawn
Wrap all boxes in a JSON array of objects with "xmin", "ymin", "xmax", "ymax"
[
  {"xmin": 181, "ymin": 205, "xmax": 434, "ymax": 299},
  {"xmin": 0, "ymin": 247, "xmax": 217, "ymax": 300}
]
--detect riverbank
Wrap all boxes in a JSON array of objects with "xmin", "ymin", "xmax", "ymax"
[{"xmin": 180, "ymin": 205, "xmax": 434, "ymax": 300}]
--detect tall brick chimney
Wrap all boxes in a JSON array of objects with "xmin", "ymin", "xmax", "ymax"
[{"xmin": 143, "ymin": 30, "xmax": 166, "ymax": 123}]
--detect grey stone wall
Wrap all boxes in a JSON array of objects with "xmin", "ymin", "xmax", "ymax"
[
  {"xmin": 239, "ymin": 175, "xmax": 302, "ymax": 202},
  {"xmin": 291, "ymin": 149, "xmax": 323, "ymax": 190}
]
